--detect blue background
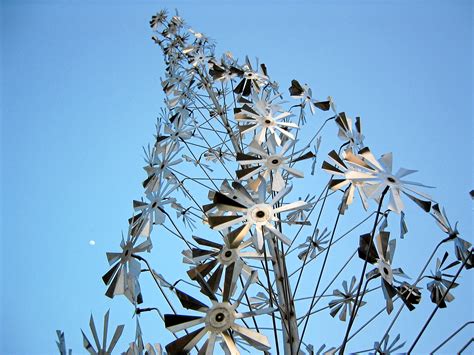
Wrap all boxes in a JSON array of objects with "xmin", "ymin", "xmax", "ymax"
[{"xmin": 1, "ymin": 0, "xmax": 472, "ymax": 353}]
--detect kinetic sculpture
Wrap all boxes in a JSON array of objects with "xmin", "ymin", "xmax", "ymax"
[{"xmin": 58, "ymin": 9, "xmax": 473, "ymax": 355}]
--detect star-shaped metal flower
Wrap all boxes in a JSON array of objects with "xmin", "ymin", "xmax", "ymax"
[
  {"xmin": 164, "ymin": 272, "xmax": 273, "ymax": 354},
  {"xmin": 207, "ymin": 180, "xmax": 310, "ymax": 250}
]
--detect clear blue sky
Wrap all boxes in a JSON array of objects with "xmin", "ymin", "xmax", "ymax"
[{"xmin": 1, "ymin": 0, "xmax": 472, "ymax": 353}]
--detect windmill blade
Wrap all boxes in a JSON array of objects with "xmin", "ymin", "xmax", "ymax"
[
  {"xmin": 358, "ymin": 147, "xmax": 384, "ymax": 171},
  {"xmin": 208, "ymin": 215, "xmax": 246, "ymax": 230},
  {"xmin": 358, "ymin": 233, "xmax": 378, "ymax": 264},
  {"xmin": 236, "ymin": 166, "xmax": 262, "ymax": 180},
  {"xmin": 164, "ymin": 314, "xmax": 205, "ymax": 333},
  {"xmin": 231, "ymin": 324, "xmax": 271, "ymax": 350},
  {"xmin": 403, "ymin": 191, "xmax": 431, "ymax": 212},
  {"xmin": 291, "ymin": 151, "xmax": 315, "ymax": 163},
  {"xmin": 222, "ymin": 332, "xmax": 240, "ymax": 355},
  {"xmin": 194, "ymin": 272, "xmax": 218, "ymax": 301},
  {"xmin": 222, "ymin": 258, "xmax": 245, "ymax": 302},
  {"xmin": 283, "ymin": 165, "xmax": 305, "ymax": 178},
  {"xmin": 191, "ymin": 248, "xmax": 219, "ymax": 262},
  {"xmin": 339, "ymin": 303, "xmax": 348, "ymax": 321},
  {"xmin": 322, "ymin": 161, "xmax": 344, "ymax": 175},
  {"xmin": 376, "ymin": 231, "xmax": 390, "ymax": 261},
  {"xmin": 175, "ymin": 289, "xmax": 209, "ymax": 311},
  {"xmin": 236, "ymin": 152, "xmax": 262, "ymax": 163},
  {"xmin": 192, "ymin": 236, "xmax": 222, "ymax": 250},
  {"xmin": 231, "ymin": 181, "xmax": 255, "ymax": 203},
  {"xmin": 89, "ymin": 314, "xmax": 102, "ymax": 352},
  {"xmin": 235, "ymin": 306, "xmax": 276, "ymax": 319},
  {"xmin": 207, "ymin": 264, "xmax": 224, "ymax": 293},
  {"xmin": 213, "ymin": 192, "xmax": 248, "ymax": 211},
  {"xmin": 106, "ymin": 252, "xmax": 122, "ymax": 266},
  {"xmin": 271, "ymin": 184, "xmax": 292, "ymax": 205},
  {"xmin": 165, "ymin": 327, "xmax": 207, "ymax": 354},
  {"xmin": 188, "ymin": 259, "xmax": 218, "ymax": 279},
  {"xmin": 327, "ymin": 150, "xmax": 347, "ymax": 169},
  {"xmin": 379, "ymin": 152, "xmax": 393, "ymax": 173},
  {"xmin": 106, "ymin": 324, "xmax": 124, "ymax": 354},
  {"xmin": 314, "ymin": 100, "xmax": 331, "ymax": 111},
  {"xmin": 328, "ymin": 178, "xmax": 349, "ymax": 191},
  {"xmin": 271, "ymin": 170, "xmax": 285, "ymax": 191},
  {"xmin": 81, "ymin": 330, "xmax": 97, "ymax": 355},
  {"xmin": 273, "ymin": 200, "xmax": 309, "ymax": 214},
  {"xmin": 265, "ymin": 223, "xmax": 291, "ymax": 245},
  {"xmin": 288, "ymin": 79, "xmax": 305, "ymax": 97},
  {"xmin": 235, "ymin": 270, "xmax": 258, "ymax": 306},
  {"xmin": 102, "ymin": 311, "xmax": 109, "ymax": 352},
  {"xmin": 227, "ymin": 224, "xmax": 251, "ymax": 249},
  {"xmin": 102, "ymin": 262, "xmax": 121, "ymax": 286}
]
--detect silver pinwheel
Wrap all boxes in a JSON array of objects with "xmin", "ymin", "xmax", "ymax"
[
  {"xmin": 82, "ymin": 311, "xmax": 124, "ymax": 355},
  {"xmin": 426, "ymin": 252, "xmax": 460, "ymax": 308},
  {"xmin": 371, "ymin": 333, "xmax": 406, "ymax": 355},
  {"xmin": 297, "ymin": 227, "xmax": 330, "ymax": 261},
  {"xmin": 334, "ymin": 112, "xmax": 364, "ymax": 151},
  {"xmin": 102, "ymin": 232, "xmax": 152, "ymax": 304},
  {"xmin": 357, "ymin": 148, "xmax": 432, "ymax": 214},
  {"xmin": 184, "ymin": 226, "xmax": 263, "ymax": 296},
  {"xmin": 236, "ymin": 137, "xmax": 314, "ymax": 191},
  {"xmin": 163, "ymin": 271, "xmax": 273, "ymax": 354},
  {"xmin": 207, "ymin": 179, "xmax": 310, "ymax": 250},
  {"xmin": 358, "ymin": 231, "xmax": 409, "ymax": 313},
  {"xmin": 235, "ymin": 100, "xmax": 297, "ymax": 146},
  {"xmin": 288, "ymin": 79, "xmax": 331, "ymax": 115},
  {"xmin": 431, "ymin": 204, "xmax": 473, "ymax": 269},
  {"xmin": 328, "ymin": 276, "xmax": 366, "ymax": 321}
]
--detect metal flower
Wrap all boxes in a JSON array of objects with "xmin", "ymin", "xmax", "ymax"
[
  {"xmin": 372, "ymin": 333, "xmax": 406, "ymax": 355},
  {"xmin": 235, "ymin": 103, "xmax": 297, "ymax": 146},
  {"xmin": 396, "ymin": 282, "xmax": 422, "ymax": 310},
  {"xmin": 150, "ymin": 10, "xmax": 168, "ymax": 30},
  {"xmin": 334, "ymin": 112, "xmax": 364, "ymax": 151},
  {"xmin": 134, "ymin": 179, "xmax": 179, "ymax": 225},
  {"xmin": 82, "ymin": 311, "xmax": 124, "ymax": 355},
  {"xmin": 142, "ymin": 142, "xmax": 183, "ymax": 194},
  {"xmin": 286, "ymin": 194, "xmax": 316, "ymax": 226},
  {"xmin": 172, "ymin": 202, "xmax": 198, "ymax": 230},
  {"xmin": 288, "ymin": 79, "xmax": 331, "ymax": 114},
  {"xmin": 233, "ymin": 60, "xmax": 268, "ymax": 96},
  {"xmin": 426, "ymin": 252, "xmax": 460, "ymax": 308},
  {"xmin": 102, "ymin": 233, "xmax": 152, "ymax": 304},
  {"xmin": 207, "ymin": 180, "xmax": 310, "ymax": 250},
  {"xmin": 328, "ymin": 276, "xmax": 366, "ymax": 321},
  {"xmin": 236, "ymin": 137, "xmax": 314, "ymax": 191},
  {"xmin": 357, "ymin": 148, "xmax": 432, "ymax": 214},
  {"xmin": 189, "ymin": 48, "xmax": 210, "ymax": 67},
  {"xmin": 431, "ymin": 204, "xmax": 473, "ymax": 269},
  {"xmin": 184, "ymin": 226, "xmax": 263, "ymax": 296},
  {"xmin": 297, "ymin": 227, "xmax": 330, "ymax": 261},
  {"xmin": 208, "ymin": 59, "xmax": 239, "ymax": 83},
  {"xmin": 358, "ymin": 231, "xmax": 409, "ymax": 314},
  {"xmin": 322, "ymin": 149, "xmax": 376, "ymax": 212},
  {"xmin": 249, "ymin": 292, "xmax": 270, "ymax": 310},
  {"xmin": 163, "ymin": 272, "xmax": 273, "ymax": 354}
]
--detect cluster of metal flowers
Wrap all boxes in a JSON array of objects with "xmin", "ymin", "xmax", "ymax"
[{"xmin": 59, "ymin": 9, "xmax": 472, "ymax": 355}]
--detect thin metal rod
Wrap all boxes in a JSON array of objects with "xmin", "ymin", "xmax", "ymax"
[
  {"xmin": 296, "ymin": 208, "xmax": 343, "ymax": 354},
  {"xmin": 407, "ymin": 250, "xmax": 472, "ymax": 353},
  {"xmin": 339, "ymin": 186, "xmax": 389, "ymax": 354},
  {"xmin": 430, "ymin": 321, "xmax": 473, "ymax": 354}
]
